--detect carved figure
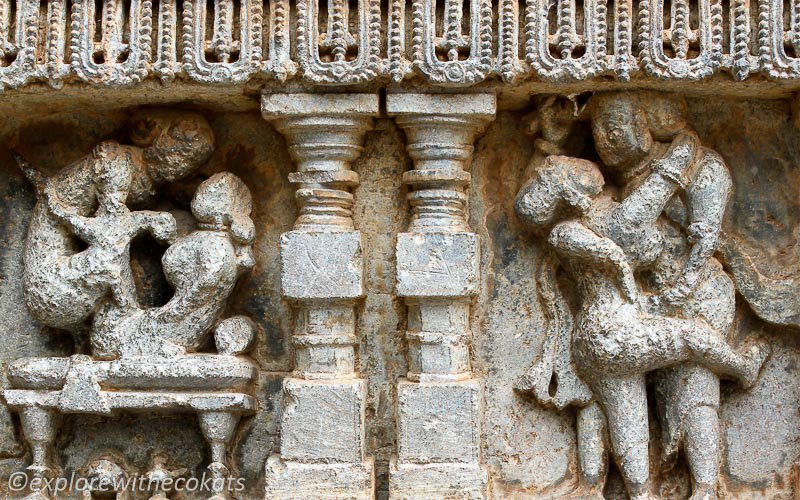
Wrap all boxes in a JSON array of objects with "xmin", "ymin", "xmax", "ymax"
[
  {"xmin": 515, "ymin": 93, "xmax": 770, "ymax": 499},
  {"xmin": 590, "ymin": 92, "xmax": 738, "ymax": 500},
  {"xmin": 19, "ymin": 111, "xmax": 214, "ymax": 337},
  {"xmin": 89, "ymin": 172, "xmax": 256, "ymax": 359},
  {"xmin": 5, "ymin": 112, "xmax": 257, "ymax": 499},
  {"xmin": 39, "ymin": 141, "xmax": 178, "ymax": 314}
]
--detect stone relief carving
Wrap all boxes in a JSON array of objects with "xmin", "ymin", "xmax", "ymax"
[
  {"xmin": 5, "ymin": 110, "xmax": 258, "ymax": 499},
  {"xmin": 70, "ymin": 0, "xmax": 152, "ymax": 86},
  {"xmin": 6, "ymin": 0, "xmax": 800, "ymax": 91},
  {"xmin": 262, "ymin": 93, "xmax": 378, "ymax": 499},
  {"xmin": 386, "ymin": 93, "xmax": 495, "ymax": 498},
  {"xmin": 296, "ymin": 0, "xmax": 381, "ymax": 84},
  {"xmin": 514, "ymin": 92, "xmax": 772, "ymax": 499},
  {"xmin": 0, "ymin": 8, "xmax": 797, "ymax": 487}
]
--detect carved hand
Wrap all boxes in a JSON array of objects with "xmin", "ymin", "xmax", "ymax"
[
  {"xmin": 652, "ymin": 132, "xmax": 699, "ymax": 188},
  {"xmin": 62, "ymin": 214, "xmax": 98, "ymax": 244},
  {"xmin": 656, "ymin": 269, "xmax": 700, "ymax": 310},
  {"xmin": 149, "ymin": 214, "xmax": 178, "ymax": 244},
  {"xmin": 615, "ymin": 259, "xmax": 639, "ymax": 304},
  {"xmin": 134, "ymin": 211, "xmax": 178, "ymax": 244}
]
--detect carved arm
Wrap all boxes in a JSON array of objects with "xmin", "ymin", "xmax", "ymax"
[
  {"xmin": 131, "ymin": 210, "xmax": 178, "ymax": 244},
  {"xmin": 548, "ymin": 220, "xmax": 638, "ymax": 302},
  {"xmin": 612, "ymin": 132, "xmax": 699, "ymax": 230},
  {"xmin": 662, "ymin": 151, "xmax": 732, "ymax": 304}
]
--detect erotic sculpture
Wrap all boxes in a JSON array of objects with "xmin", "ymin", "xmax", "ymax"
[
  {"xmin": 514, "ymin": 92, "xmax": 771, "ymax": 500},
  {"xmin": 5, "ymin": 111, "xmax": 257, "ymax": 500}
]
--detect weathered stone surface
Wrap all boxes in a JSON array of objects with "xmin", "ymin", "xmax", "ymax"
[
  {"xmin": 0, "ymin": 32, "xmax": 799, "ymax": 497},
  {"xmin": 4, "ymin": 0, "xmax": 800, "ymax": 93},
  {"xmin": 281, "ymin": 231, "xmax": 364, "ymax": 300},
  {"xmin": 396, "ymin": 379, "xmax": 482, "ymax": 464},
  {"xmin": 279, "ymin": 378, "xmax": 367, "ymax": 463},
  {"xmin": 264, "ymin": 455, "xmax": 376, "ymax": 500},
  {"xmin": 396, "ymin": 232, "xmax": 479, "ymax": 298}
]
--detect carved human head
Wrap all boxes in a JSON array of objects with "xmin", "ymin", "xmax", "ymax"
[
  {"xmin": 192, "ymin": 171, "xmax": 256, "ymax": 240},
  {"xmin": 588, "ymin": 92, "xmax": 653, "ymax": 170},
  {"xmin": 587, "ymin": 92, "xmax": 689, "ymax": 174},
  {"xmin": 515, "ymin": 155, "xmax": 605, "ymax": 228},
  {"xmin": 130, "ymin": 110, "xmax": 215, "ymax": 183},
  {"xmin": 191, "ymin": 173, "xmax": 256, "ymax": 271}
]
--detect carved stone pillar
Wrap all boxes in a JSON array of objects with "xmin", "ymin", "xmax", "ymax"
[
  {"xmin": 261, "ymin": 93, "xmax": 378, "ymax": 499},
  {"xmin": 386, "ymin": 93, "xmax": 496, "ymax": 499}
]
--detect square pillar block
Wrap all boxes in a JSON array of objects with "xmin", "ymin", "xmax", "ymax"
[
  {"xmin": 265, "ymin": 455, "xmax": 375, "ymax": 500},
  {"xmin": 396, "ymin": 232, "xmax": 480, "ymax": 298},
  {"xmin": 267, "ymin": 377, "xmax": 374, "ymax": 499},
  {"xmin": 281, "ymin": 230, "xmax": 364, "ymax": 301},
  {"xmin": 389, "ymin": 460, "xmax": 489, "ymax": 500},
  {"xmin": 279, "ymin": 378, "xmax": 367, "ymax": 463},
  {"xmin": 396, "ymin": 378, "xmax": 482, "ymax": 464},
  {"xmin": 391, "ymin": 379, "xmax": 488, "ymax": 499}
]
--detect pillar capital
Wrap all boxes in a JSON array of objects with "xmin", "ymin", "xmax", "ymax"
[
  {"xmin": 387, "ymin": 93, "xmax": 496, "ymax": 232},
  {"xmin": 262, "ymin": 93, "xmax": 380, "ymax": 231}
]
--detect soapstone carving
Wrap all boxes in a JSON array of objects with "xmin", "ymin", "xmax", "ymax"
[
  {"xmin": 2, "ymin": 0, "xmax": 800, "ymax": 90},
  {"xmin": 515, "ymin": 92, "xmax": 770, "ymax": 500},
  {"xmin": 5, "ymin": 110, "xmax": 257, "ymax": 499}
]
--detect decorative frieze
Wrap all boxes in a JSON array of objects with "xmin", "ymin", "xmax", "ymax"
[
  {"xmin": 637, "ymin": 0, "xmax": 723, "ymax": 80},
  {"xmin": 261, "ymin": 93, "xmax": 378, "ymax": 499},
  {"xmin": 6, "ymin": 0, "xmax": 800, "ymax": 91},
  {"xmin": 181, "ymin": 0, "xmax": 263, "ymax": 84},
  {"xmin": 296, "ymin": 0, "xmax": 381, "ymax": 84},
  {"xmin": 0, "ymin": 0, "xmax": 69, "ymax": 90},
  {"xmin": 524, "ymin": 0, "xmax": 612, "ymax": 81},
  {"xmin": 70, "ymin": 0, "xmax": 152, "ymax": 86},
  {"xmin": 1, "ymin": 43, "xmax": 800, "ymax": 499}
]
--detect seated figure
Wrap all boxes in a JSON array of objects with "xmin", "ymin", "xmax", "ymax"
[{"xmin": 5, "ymin": 113, "xmax": 258, "ymax": 500}]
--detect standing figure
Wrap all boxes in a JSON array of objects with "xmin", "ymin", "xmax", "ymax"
[
  {"xmin": 587, "ymin": 92, "xmax": 736, "ymax": 500},
  {"xmin": 514, "ymin": 96, "xmax": 608, "ymax": 496},
  {"xmin": 514, "ymin": 142, "xmax": 769, "ymax": 499}
]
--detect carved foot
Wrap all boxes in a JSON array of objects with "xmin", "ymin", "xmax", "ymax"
[
  {"xmin": 741, "ymin": 339, "xmax": 772, "ymax": 389},
  {"xmin": 690, "ymin": 483, "xmax": 717, "ymax": 500},
  {"xmin": 626, "ymin": 481, "xmax": 653, "ymax": 500},
  {"xmin": 206, "ymin": 461, "xmax": 230, "ymax": 499}
]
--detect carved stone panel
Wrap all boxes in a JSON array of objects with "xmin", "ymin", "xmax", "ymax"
[{"xmin": 0, "ymin": 6, "xmax": 800, "ymax": 497}]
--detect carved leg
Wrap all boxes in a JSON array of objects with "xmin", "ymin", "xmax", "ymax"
[
  {"xmin": 19, "ymin": 406, "xmax": 58, "ymax": 500},
  {"xmin": 681, "ymin": 324, "xmax": 767, "ymax": 386},
  {"xmin": 631, "ymin": 314, "xmax": 765, "ymax": 385},
  {"xmin": 592, "ymin": 375, "xmax": 651, "ymax": 500},
  {"xmin": 686, "ymin": 405, "xmax": 719, "ymax": 500},
  {"xmin": 198, "ymin": 411, "xmax": 239, "ymax": 500},
  {"xmin": 577, "ymin": 402, "xmax": 607, "ymax": 497}
]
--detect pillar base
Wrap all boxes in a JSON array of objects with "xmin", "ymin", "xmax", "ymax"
[
  {"xmin": 389, "ymin": 458, "xmax": 488, "ymax": 499},
  {"xmin": 264, "ymin": 455, "xmax": 375, "ymax": 499},
  {"xmin": 396, "ymin": 379, "xmax": 483, "ymax": 463}
]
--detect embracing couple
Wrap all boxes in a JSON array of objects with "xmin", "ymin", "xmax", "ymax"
[
  {"xmin": 18, "ymin": 110, "xmax": 255, "ymax": 360},
  {"xmin": 515, "ymin": 92, "xmax": 769, "ymax": 500}
]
